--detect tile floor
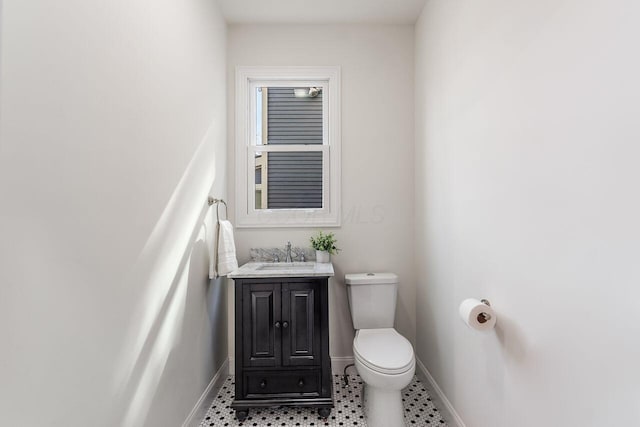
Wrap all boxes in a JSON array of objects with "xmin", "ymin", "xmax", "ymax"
[{"xmin": 199, "ymin": 374, "xmax": 447, "ymax": 426}]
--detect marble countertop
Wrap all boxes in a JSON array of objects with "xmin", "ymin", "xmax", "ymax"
[{"xmin": 227, "ymin": 261, "xmax": 334, "ymax": 279}]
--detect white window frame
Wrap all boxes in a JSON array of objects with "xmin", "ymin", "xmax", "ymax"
[{"xmin": 235, "ymin": 66, "xmax": 341, "ymax": 228}]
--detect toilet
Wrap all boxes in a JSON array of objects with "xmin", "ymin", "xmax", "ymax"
[{"xmin": 345, "ymin": 273, "xmax": 416, "ymax": 427}]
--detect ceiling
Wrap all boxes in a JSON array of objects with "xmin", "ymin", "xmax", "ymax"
[{"xmin": 216, "ymin": 0, "xmax": 428, "ymax": 24}]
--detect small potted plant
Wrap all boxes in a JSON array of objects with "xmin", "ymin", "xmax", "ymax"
[{"xmin": 310, "ymin": 231, "xmax": 339, "ymax": 263}]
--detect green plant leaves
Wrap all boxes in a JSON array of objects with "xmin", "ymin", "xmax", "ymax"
[{"xmin": 310, "ymin": 231, "xmax": 340, "ymax": 255}]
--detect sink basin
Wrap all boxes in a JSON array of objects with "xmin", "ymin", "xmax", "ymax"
[
  {"xmin": 256, "ymin": 262, "xmax": 315, "ymax": 271},
  {"xmin": 228, "ymin": 261, "xmax": 334, "ymax": 278}
]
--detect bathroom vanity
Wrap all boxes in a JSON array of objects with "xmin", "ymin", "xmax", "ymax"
[{"xmin": 228, "ymin": 262, "xmax": 334, "ymax": 421}]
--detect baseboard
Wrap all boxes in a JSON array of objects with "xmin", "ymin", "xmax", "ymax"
[
  {"xmin": 182, "ymin": 359, "xmax": 229, "ymax": 427},
  {"xmin": 415, "ymin": 358, "xmax": 466, "ymax": 427},
  {"xmin": 331, "ymin": 356, "xmax": 355, "ymax": 375}
]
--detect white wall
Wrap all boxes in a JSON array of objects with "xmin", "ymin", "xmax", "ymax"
[
  {"xmin": 414, "ymin": 0, "xmax": 640, "ymax": 426},
  {"xmin": 227, "ymin": 24, "xmax": 415, "ymax": 368},
  {"xmin": 0, "ymin": 1, "xmax": 227, "ymax": 426}
]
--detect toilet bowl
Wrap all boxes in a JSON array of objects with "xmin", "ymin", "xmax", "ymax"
[
  {"xmin": 345, "ymin": 273, "xmax": 415, "ymax": 427},
  {"xmin": 353, "ymin": 328, "xmax": 416, "ymax": 427}
]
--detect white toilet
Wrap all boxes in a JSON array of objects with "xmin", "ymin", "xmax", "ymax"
[{"xmin": 345, "ymin": 273, "xmax": 416, "ymax": 427}]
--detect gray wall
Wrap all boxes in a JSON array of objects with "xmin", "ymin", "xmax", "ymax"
[
  {"xmin": 267, "ymin": 87, "xmax": 323, "ymax": 145},
  {"xmin": 266, "ymin": 87, "xmax": 323, "ymax": 209}
]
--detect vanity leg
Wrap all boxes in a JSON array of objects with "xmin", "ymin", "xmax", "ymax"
[
  {"xmin": 318, "ymin": 407, "xmax": 331, "ymax": 419},
  {"xmin": 235, "ymin": 409, "xmax": 249, "ymax": 422}
]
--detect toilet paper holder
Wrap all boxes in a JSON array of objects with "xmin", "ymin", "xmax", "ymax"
[{"xmin": 477, "ymin": 299, "xmax": 492, "ymax": 324}]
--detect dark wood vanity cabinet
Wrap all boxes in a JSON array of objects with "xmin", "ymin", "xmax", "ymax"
[{"xmin": 232, "ymin": 277, "xmax": 333, "ymax": 421}]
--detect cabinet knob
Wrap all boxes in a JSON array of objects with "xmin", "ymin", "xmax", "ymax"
[
  {"xmin": 275, "ymin": 321, "xmax": 281, "ymax": 328},
  {"xmin": 298, "ymin": 379, "xmax": 305, "ymax": 388},
  {"xmin": 282, "ymin": 321, "xmax": 289, "ymax": 328},
  {"xmin": 260, "ymin": 380, "xmax": 267, "ymax": 389}
]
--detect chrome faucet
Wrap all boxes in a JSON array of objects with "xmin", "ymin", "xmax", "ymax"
[{"xmin": 285, "ymin": 241, "xmax": 293, "ymax": 263}]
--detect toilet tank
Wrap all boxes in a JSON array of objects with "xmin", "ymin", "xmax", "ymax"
[{"xmin": 345, "ymin": 273, "xmax": 398, "ymax": 329}]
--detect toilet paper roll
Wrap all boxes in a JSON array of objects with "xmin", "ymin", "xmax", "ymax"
[{"xmin": 459, "ymin": 298, "xmax": 496, "ymax": 331}]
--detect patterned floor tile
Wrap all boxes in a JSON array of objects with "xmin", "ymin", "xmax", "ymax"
[{"xmin": 199, "ymin": 375, "xmax": 447, "ymax": 427}]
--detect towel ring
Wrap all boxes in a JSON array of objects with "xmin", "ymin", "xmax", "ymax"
[{"xmin": 208, "ymin": 197, "xmax": 228, "ymax": 222}]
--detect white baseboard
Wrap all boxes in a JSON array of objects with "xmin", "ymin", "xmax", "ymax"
[
  {"xmin": 415, "ymin": 358, "xmax": 466, "ymax": 427},
  {"xmin": 182, "ymin": 359, "xmax": 229, "ymax": 427},
  {"xmin": 331, "ymin": 356, "xmax": 355, "ymax": 375}
]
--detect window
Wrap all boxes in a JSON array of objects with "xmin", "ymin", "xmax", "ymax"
[{"xmin": 235, "ymin": 66, "xmax": 341, "ymax": 227}]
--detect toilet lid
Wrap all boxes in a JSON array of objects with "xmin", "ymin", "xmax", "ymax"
[{"xmin": 353, "ymin": 328, "xmax": 414, "ymax": 374}]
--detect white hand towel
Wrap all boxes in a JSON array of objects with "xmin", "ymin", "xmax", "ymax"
[
  {"xmin": 204, "ymin": 207, "xmax": 218, "ymax": 279},
  {"xmin": 216, "ymin": 220, "xmax": 238, "ymax": 276}
]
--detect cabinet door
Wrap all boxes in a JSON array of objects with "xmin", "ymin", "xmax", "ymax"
[
  {"xmin": 281, "ymin": 281, "xmax": 321, "ymax": 366},
  {"xmin": 243, "ymin": 282, "xmax": 281, "ymax": 367}
]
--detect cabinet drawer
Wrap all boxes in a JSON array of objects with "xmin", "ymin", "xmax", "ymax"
[{"xmin": 244, "ymin": 371, "xmax": 321, "ymax": 398}]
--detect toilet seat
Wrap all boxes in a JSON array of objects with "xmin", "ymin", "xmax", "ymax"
[{"xmin": 353, "ymin": 328, "xmax": 414, "ymax": 375}]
